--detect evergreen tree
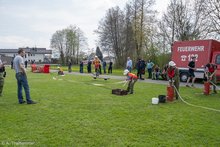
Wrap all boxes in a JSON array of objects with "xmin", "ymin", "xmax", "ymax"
[{"xmin": 96, "ymin": 46, "xmax": 103, "ymax": 61}]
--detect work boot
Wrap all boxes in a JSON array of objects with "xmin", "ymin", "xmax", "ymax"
[
  {"xmin": 19, "ymin": 100, "xmax": 26, "ymax": 104},
  {"xmin": 27, "ymin": 100, "xmax": 37, "ymax": 104}
]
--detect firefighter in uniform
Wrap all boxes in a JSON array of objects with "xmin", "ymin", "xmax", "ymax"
[
  {"xmin": 123, "ymin": 69, "xmax": 138, "ymax": 94},
  {"xmin": 205, "ymin": 63, "xmax": 217, "ymax": 94},
  {"xmin": 167, "ymin": 61, "xmax": 180, "ymax": 99},
  {"xmin": 93, "ymin": 56, "xmax": 101, "ymax": 77}
]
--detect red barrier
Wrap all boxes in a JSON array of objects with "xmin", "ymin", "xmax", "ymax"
[
  {"xmin": 31, "ymin": 64, "xmax": 37, "ymax": 72},
  {"xmin": 43, "ymin": 64, "xmax": 50, "ymax": 73}
]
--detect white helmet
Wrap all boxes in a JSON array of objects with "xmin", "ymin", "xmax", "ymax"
[
  {"xmin": 169, "ymin": 61, "xmax": 176, "ymax": 67},
  {"xmin": 123, "ymin": 69, "xmax": 129, "ymax": 75}
]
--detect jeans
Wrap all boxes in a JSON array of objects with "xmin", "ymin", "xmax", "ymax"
[
  {"xmin": 15, "ymin": 73, "xmax": 31, "ymax": 103},
  {"xmin": 148, "ymin": 68, "xmax": 152, "ymax": 78}
]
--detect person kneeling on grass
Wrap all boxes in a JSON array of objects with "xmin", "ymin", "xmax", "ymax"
[
  {"xmin": 123, "ymin": 69, "xmax": 138, "ymax": 94},
  {"xmin": 167, "ymin": 61, "xmax": 180, "ymax": 100},
  {"xmin": 58, "ymin": 66, "xmax": 64, "ymax": 75}
]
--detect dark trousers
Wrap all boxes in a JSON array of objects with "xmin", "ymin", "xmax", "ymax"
[
  {"xmin": 103, "ymin": 66, "xmax": 106, "ymax": 74},
  {"xmin": 137, "ymin": 69, "xmax": 143, "ymax": 79},
  {"xmin": 127, "ymin": 79, "xmax": 137, "ymax": 93},
  {"xmin": 148, "ymin": 68, "xmax": 152, "ymax": 78},
  {"xmin": 108, "ymin": 67, "xmax": 112, "ymax": 74},
  {"xmin": 87, "ymin": 66, "xmax": 91, "ymax": 73},
  {"xmin": 0, "ymin": 72, "xmax": 4, "ymax": 95}
]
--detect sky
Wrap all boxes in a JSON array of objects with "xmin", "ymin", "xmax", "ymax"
[{"xmin": 0, "ymin": 0, "xmax": 169, "ymax": 50}]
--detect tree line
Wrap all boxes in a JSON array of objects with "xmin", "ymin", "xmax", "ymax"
[
  {"xmin": 96, "ymin": 0, "xmax": 220, "ymax": 68},
  {"xmin": 50, "ymin": 0, "xmax": 220, "ymax": 68}
]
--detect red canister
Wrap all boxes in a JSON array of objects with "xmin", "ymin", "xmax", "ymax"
[{"xmin": 167, "ymin": 85, "xmax": 174, "ymax": 101}]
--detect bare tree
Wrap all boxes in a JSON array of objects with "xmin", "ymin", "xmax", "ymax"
[
  {"xmin": 50, "ymin": 30, "xmax": 66, "ymax": 64},
  {"xmin": 158, "ymin": 0, "xmax": 210, "ymax": 51},
  {"xmin": 124, "ymin": 3, "xmax": 135, "ymax": 61},
  {"xmin": 50, "ymin": 25, "xmax": 87, "ymax": 65},
  {"xmin": 203, "ymin": 0, "xmax": 220, "ymax": 36},
  {"xmin": 96, "ymin": 6, "xmax": 125, "ymax": 66},
  {"xmin": 130, "ymin": 0, "xmax": 156, "ymax": 60}
]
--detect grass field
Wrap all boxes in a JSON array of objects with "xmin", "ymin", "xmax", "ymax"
[{"xmin": 1, "ymin": 67, "xmax": 220, "ymax": 146}]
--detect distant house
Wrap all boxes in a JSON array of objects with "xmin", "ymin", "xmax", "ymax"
[
  {"xmin": 103, "ymin": 55, "xmax": 115, "ymax": 63},
  {"xmin": 0, "ymin": 47, "xmax": 52, "ymax": 63}
]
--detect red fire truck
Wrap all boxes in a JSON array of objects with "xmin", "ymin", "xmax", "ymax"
[{"xmin": 171, "ymin": 39, "xmax": 220, "ymax": 82}]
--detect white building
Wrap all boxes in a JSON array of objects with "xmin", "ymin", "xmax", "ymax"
[{"xmin": 0, "ymin": 47, "xmax": 52, "ymax": 63}]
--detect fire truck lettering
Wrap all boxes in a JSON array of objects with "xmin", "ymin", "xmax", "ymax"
[{"xmin": 177, "ymin": 46, "xmax": 204, "ymax": 52}]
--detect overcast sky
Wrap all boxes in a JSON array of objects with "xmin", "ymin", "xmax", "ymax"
[{"xmin": 0, "ymin": 0, "xmax": 169, "ymax": 49}]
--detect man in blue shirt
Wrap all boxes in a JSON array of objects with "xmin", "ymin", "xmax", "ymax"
[
  {"xmin": 146, "ymin": 60, "xmax": 154, "ymax": 79},
  {"xmin": 126, "ymin": 57, "xmax": 132, "ymax": 72}
]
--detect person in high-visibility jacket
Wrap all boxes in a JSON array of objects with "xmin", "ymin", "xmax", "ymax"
[
  {"xmin": 204, "ymin": 63, "xmax": 217, "ymax": 94},
  {"xmin": 93, "ymin": 56, "xmax": 101, "ymax": 76},
  {"xmin": 123, "ymin": 69, "xmax": 138, "ymax": 94},
  {"xmin": 167, "ymin": 61, "xmax": 180, "ymax": 99}
]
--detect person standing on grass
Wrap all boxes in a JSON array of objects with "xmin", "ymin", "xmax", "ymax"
[
  {"xmin": 204, "ymin": 63, "xmax": 217, "ymax": 94},
  {"xmin": 87, "ymin": 60, "xmax": 92, "ymax": 73},
  {"xmin": 126, "ymin": 57, "xmax": 132, "ymax": 72},
  {"xmin": 11, "ymin": 60, "xmax": 13, "ymax": 69},
  {"xmin": 167, "ymin": 61, "xmax": 180, "ymax": 100},
  {"xmin": 103, "ymin": 60, "xmax": 107, "ymax": 74},
  {"xmin": 136, "ymin": 58, "xmax": 142, "ymax": 79},
  {"xmin": 146, "ymin": 60, "xmax": 154, "ymax": 79},
  {"xmin": 24, "ymin": 60, "xmax": 28, "ymax": 68},
  {"xmin": 68, "ymin": 59, "xmax": 72, "ymax": 72},
  {"xmin": 13, "ymin": 48, "xmax": 36, "ymax": 104},
  {"xmin": 108, "ymin": 60, "xmax": 113, "ymax": 74},
  {"xmin": 80, "ymin": 60, "xmax": 84, "ymax": 73},
  {"xmin": 0, "ymin": 56, "xmax": 6, "ymax": 96},
  {"xmin": 93, "ymin": 56, "xmax": 101, "ymax": 76},
  {"xmin": 123, "ymin": 69, "xmax": 138, "ymax": 94},
  {"xmin": 186, "ymin": 56, "xmax": 196, "ymax": 88}
]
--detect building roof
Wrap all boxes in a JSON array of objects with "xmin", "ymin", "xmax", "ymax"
[
  {"xmin": 0, "ymin": 49, "xmax": 17, "ymax": 53},
  {"xmin": 0, "ymin": 48, "xmax": 52, "ymax": 54}
]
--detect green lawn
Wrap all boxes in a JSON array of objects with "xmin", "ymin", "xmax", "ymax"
[{"xmin": 0, "ymin": 67, "xmax": 220, "ymax": 146}]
